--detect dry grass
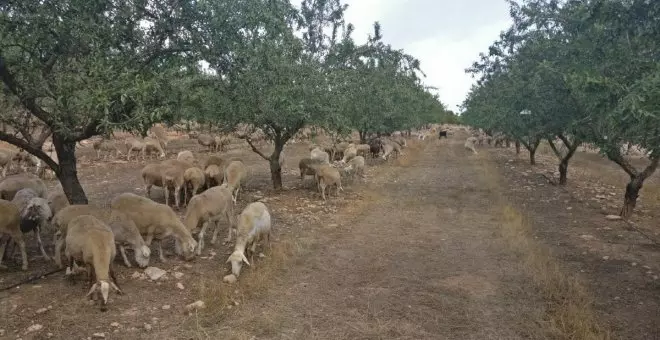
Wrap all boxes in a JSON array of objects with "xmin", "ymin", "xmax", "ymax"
[{"xmin": 477, "ymin": 155, "xmax": 610, "ymax": 340}]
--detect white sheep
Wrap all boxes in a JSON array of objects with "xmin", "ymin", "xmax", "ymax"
[
  {"xmin": 47, "ymin": 187, "xmax": 69, "ymax": 216},
  {"xmin": 310, "ymin": 147, "xmax": 330, "ymax": 165},
  {"xmin": 162, "ymin": 165, "xmax": 185, "ymax": 208},
  {"xmin": 0, "ymin": 199, "xmax": 27, "ymax": 270},
  {"xmin": 64, "ymin": 215, "xmax": 123, "ymax": 312},
  {"xmin": 0, "ymin": 173, "xmax": 47, "ymax": 200},
  {"xmin": 93, "ymin": 139, "xmax": 123, "ymax": 160},
  {"xmin": 0, "ymin": 148, "xmax": 16, "ymax": 177},
  {"xmin": 196, "ymin": 134, "xmax": 217, "ymax": 152},
  {"xmin": 225, "ymin": 202, "xmax": 271, "ymax": 280},
  {"xmin": 340, "ymin": 145, "xmax": 358, "ymax": 164},
  {"xmin": 177, "ymin": 150, "xmax": 195, "ymax": 165},
  {"xmin": 309, "ymin": 164, "xmax": 343, "ymax": 201},
  {"xmin": 111, "ymin": 193, "xmax": 197, "ymax": 262},
  {"xmin": 343, "ymin": 155, "xmax": 365, "ymax": 181},
  {"xmin": 183, "ymin": 185, "xmax": 234, "ymax": 255},
  {"xmin": 52, "ymin": 204, "xmax": 151, "ymax": 268},
  {"xmin": 223, "ymin": 160, "xmax": 247, "ymax": 204},
  {"xmin": 142, "ymin": 137, "xmax": 166, "ymax": 159},
  {"xmin": 124, "ymin": 137, "xmax": 146, "ymax": 161},
  {"xmin": 204, "ymin": 164, "xmax": 223, "ymax": 187},
  {"xmin": 465, "ymin": 137, "xmax": 478, "ymax": 154},
  {"xmin": 12, "ymin": 188, "xmax": 52, "ymax": 261}
]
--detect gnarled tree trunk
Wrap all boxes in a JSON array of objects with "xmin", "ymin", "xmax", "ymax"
[
  {"xmin": 606, "ymin": 151, "xmax": 659, "ymax": 218},
  {"xmin": 52, "ymin": 135, "xmax": 88, "ymax": 204},
  {"xmin": 269, "ymin": 138, "xmax": 285, "ymax": 190},
  {"xmin": 547, "ymin": 136, "xmax": 580, "ymax": 185},
  {"xmin": 515, "ymin": 140, "xmax": 520, "ymax": 154}
]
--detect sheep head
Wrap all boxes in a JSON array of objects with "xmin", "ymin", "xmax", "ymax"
[
  {"xmin": 135, "ymin": 245, "xmax": 151, "ymax": 268},
  {"xmin": 227, "ymin": 250, "xmax": 250, "ymax": 277},
  {"xmin": 86, "ymin": 280, "xmax": 122, "ymax": 312}
]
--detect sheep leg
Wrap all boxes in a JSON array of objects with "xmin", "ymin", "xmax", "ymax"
[
  {"xmin": 319, "ymin": 179, "xmax": 327, "ymax": 201},
  {"xmin": 196, "ymin": 221, "xmax": 209, "ymax": 255},
  {"xmin": 210, "ymin": 219, "xmax": 220, "ymax": 245},
  {"xmin": 174, "ymin": 187, "xmax": 181, "ymax": 209},
  {"xmin": 164, "ymin": 187, "xmax": 170, "ymax": 207},
  {"xmin": 0, "ymin": 237, "xmax": 9, "ymax": 268},
  {"xmin": 157, "ymin": 240, "xmax": 167, "ymax": 263},
  {"xmin": 54, "ymin": 233, "xmax": 65, "ymax": 268},
  {"xmin": 35, "ymin": 227, "xmax": 51, "ymax": 261},
  {"xmin": 17, "ymin": 239, "xmax": 28, "ymax": 271},
  {"xmin": 119, "ymin": 245, "xmax": 132, "ymax": 267},
  {"xmin": 144, "ymin": 233, "xmax": 154, "ymax": 246},
  {"xmin": 145, "ymin": 184, "xmax": 152, "ymax": 198},
  {"xmin": 109, "ymin": 267, "xmax": 123, "ymax": 294}
]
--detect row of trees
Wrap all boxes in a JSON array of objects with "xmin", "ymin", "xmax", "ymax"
[
  {"xmin": 0, "ymin": 0, "xmax": 451, "ymax": 203},
  {"xmin": 461, "ymin": 0, "xmax": 660, "ymax": 218}
]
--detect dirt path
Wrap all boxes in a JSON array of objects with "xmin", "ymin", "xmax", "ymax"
[{"xmin": 176, "ymin": 137, "xmax": 552, "ymax": 340}]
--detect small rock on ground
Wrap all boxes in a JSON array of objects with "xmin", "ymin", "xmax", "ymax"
[{"xmin": 144, "ymin": 267, "xmax": 167, "ymax": 281}]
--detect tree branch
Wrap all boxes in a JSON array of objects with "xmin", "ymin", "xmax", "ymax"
[
  {"xmin": 558, "ymin": 134, "xmax": 580, "ymax": 163},
  {"xmin": 0, "ymin": 53, "xmax": 52, "ymax": 124},
  {"xmin": 606, "ymin": 148, "xmax": 638, "ymax": 177},
  {"xmin": 0, "ymin": 131, "xmax": 59, "ymax": 171},
  {"xmin": 547, "ymin": 138, "xmax": 562, "ymax": 159},
  {"xmin": 243, "ymin": 136, "xmax": 269, "ymax": 161}
]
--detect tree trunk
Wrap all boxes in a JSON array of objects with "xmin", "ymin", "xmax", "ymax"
[
  {"xmin": 529, "ymin": 148, "xmax": 537, "ymax": 165},
  {"xmin": 269, "ymin": 138, "xmax": 285, "ymax": 190},
  {"xmin": 359, "ymin": 130, "xmax": 367, "ymax": 144},
  {"xmin": 621, "ymin": 176, "xmax": 643, "ymax": 218},
  {"xmin": 505, "ymin": 139, "xmax": 511, "ymax": 148},
  {"xmin": 559, "ymin": 160, "xmax": 568, "ymax": 185},
  {"xmin": 52, "ymin": 135, "xmax": 88, "ymax": 204},
  {"xmin": 515, "ymin": 141, "xmax": 520, "ymax": 154}
]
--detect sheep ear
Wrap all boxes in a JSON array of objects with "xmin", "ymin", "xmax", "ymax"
[
  {"xmin": 86, "ymin": 283, "xmax": 98, "ymax": 297},
  {"xmin": 241, "ymin": 253, "xmax": 250, "ymax": 266}
]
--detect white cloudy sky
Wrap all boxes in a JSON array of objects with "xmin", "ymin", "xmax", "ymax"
[{"xmin": 342, "ymin": 0, "xmax": 513, "ymax": 112}]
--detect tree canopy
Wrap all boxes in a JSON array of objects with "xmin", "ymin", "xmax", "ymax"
[{"xmin": 461, "ymin": 0, "xmax": 660, "ymax": 217}]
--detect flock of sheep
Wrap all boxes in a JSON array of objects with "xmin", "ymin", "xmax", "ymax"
[{"xmin": 0, "ymin": 124, "xmax": 443, "ymax": 312}]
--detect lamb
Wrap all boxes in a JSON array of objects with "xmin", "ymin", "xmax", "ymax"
[
  {"xmin": 12, "ymin": 188, "xmax": 52, "ymax": 261},
  {"xmin": 125, "ymin": 137, "xmax": 146, "ymax": 161},
  {"xmin": 225, "ymin": 202, "xmax": 271, "ymax": 280},
  {"xmin": 0, "ymin": 173, "xmax": 47, "ymax": 200},
  {"xmin": 52, "ymin": 205, "xmax": 151, "ymax": 268},
  {"xmin": 343, "ymin": 155, "xmax": 365, "ymax": 181},
  {"xmin": 93, "ymin": 139, "xmax": 123, "ymax": 160},
  {"xmin": 223, "ymin": 160, "xmax": 248, "ymax": 204},
  {"xmin": 0, "ymin": 148, "xmax": 16, "ymax": 177},
  {"xmin": 142, "ymin": 137, "xmax": 166, "ymax": 159},
  {"xmin": 465, "ymin": 137, "xmax": 478, "ymax": 154},
  {"xmin": 0, "ymin": 199, "xmax": 28, "ymax": 270},
  {"xmin": 310, "ymin": 147, "xmax": 330, "ymax": 165},
  {"xmin": 309, "ymin": 164, "xmax": 343, "ymax": 201},
  {"xmin": 111, "ymin": 193, "xmax": 197, "ymax": 262},
  {"xmin": 204, "ymin": 164, "xmax": 223, "ymax": 187},
  {"xmin": 183, "ymin": 167, "xmax": 205, "ymax": 203},
  {"xmin": 177, "ymin": 150, "xmax": 195, "ymax": 165},
  {"xmin": 64, "ymin": 215, "xmax": 123, "ymax": 312},
  {"xmin": 183, "ymin": 185, "xmax": 234, "ymax": 255}
]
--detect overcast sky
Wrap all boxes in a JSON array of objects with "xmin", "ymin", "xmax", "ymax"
[{"xmin": 342, "ymin": 0, "xmax": 513, "ymax": 112}]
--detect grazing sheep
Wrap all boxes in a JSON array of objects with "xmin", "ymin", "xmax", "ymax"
[
  {"xmin": 177, "ymin": 150, "xmax": 195, "ymax": 165},
  {"xmin": 183, "ymin": 167, "xmax": 205, "ymax": 203},
  {"xmin": 310, "ymin": 147, "xmax": 330, "ymax": 165},
  {"xmin": 298, "ymin": 158, "xmax": 324, "ymax": 184},
  {"xmin": 368, "ymin": 139, "xmax": 383, "ymax": 158},
  {"xmin": 214, "ymin": 135, "xmax": 230, "ymax": 152},
  {"xmin": 392, "ymin": 136, "xmax": 407, "ymax": 148},
  {"xmin": 52, "ymin": 205, "xmax": 151, "ymax": 268},
  {"xmin": 93, "ymin": 139, "xmax": 123, "ymax": 160},
  {"xmin": 0, "ymin": 173, "xmax": 47, "ymax": 200},
  {"xmin": 111, "ymin": 193, "xmax": 197, "ymax": 262},
  {"xmin": 223, "ymin": 160, "xmax": 248, "ymax": 204},
  {"xmin": 142, "ymin": 137, "xmax": 166, "ymax": 159},
  {"xmin": 197, "ymin": 134, "xmax": 217, "ymax": 152},
  {"xmin": 465, "ymin": 137, "xmax": 478, "ymax": 154},
  {"xmin": 340, "ymin": 145, "xmax": 358, "ymax": 164},
  {"xmin": 141, "ymin": 163, "xmax": 165, "ymax": 199},
  {"xmin": 47, "ymin": 188, "xmax": 69, "ymax": 216},
  {"xmin": 125, "ymin": 137, "xmax": 146, "ymax": 161},
  {"xmin": 162, "ymin": 165, "xmax": 185, "ymax": 208},
  {"xmin": 64, "ymin": 215, "xmax": 123, "ymax": 312},
  {"xmin": 381, "ymin": 143, "xmax": 395, "ymax": 160},
  {"xmin": 309, "ymin": 164, "xmax": 343, "ymax": 201},
  {"xmin": 202, "ymin": 154, "xmax": 226, "ymax": 171},
  {"xmin": 343, "ymin": 155, "xmax": 366, "ymax": 181},
  {"xmin": 0, "ymin": 199, "xmax": 27, "ymax": 270},
  {"xmin": 0, "ymin": 148, "xmax": 16, "ymax": 177},
  {"xmin": 205, "ymin": 164, "xmax": 223, "ymax": 187},
  {"xmin": 226, "ymin": 202, "xmax": 271, "ymax": 279},
  {"xmin": 12, "ymin": 188, "xmax": 52, "ymax": 261},
  {"xmin": 356, "ymin": 144, "xmax": 371, "ymax": 157},
  {"xmin": 183, "ymin": 185, "xmax": 234, "ymax": 255}
]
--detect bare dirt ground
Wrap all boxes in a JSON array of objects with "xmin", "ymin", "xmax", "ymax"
[{"xmin": 0, "ymin": 132, "xmax": 658, "ymax": 340}]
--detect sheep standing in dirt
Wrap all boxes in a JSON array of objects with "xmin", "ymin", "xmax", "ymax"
[
  {"xmin": 177, "ymin": 150, "xmax": 195, "ymax": 165},
  {"xmin": 204, "ymin": 164, "xmax": 223, "ymax": 187},
  {"xmin": 12, "ymin": 188, "xmax": 52, "ymax": 261},
  {"xmin": 183, "ymin": 185, "xmax": 234, "ymax": 255},
  {"xmin": 310, "ymin": 147, "xmax": 330, "ymax": 165},
  {"xmin": 343, "ymin": 156, "xmax": 366, "ymax": 181},
  {"xmin": 93, "ymin": 139, "xmax": 123, "ymax": 160},
  {"xmin": 111, "ymin": 193, "xmax": 197, "ymax": 262},
  {"xmin": 47, "ymin": 187, "xmax": 69, "ymax": 216},
  {"xmin": 356, "ymin": 144, "xmax": 371, "ymax": 158},
  {"xmin": 64, "ymin": 215, "xmax": 123, "ymax": 312},
  {"xmin": 203, "ymin": 154, "xmax": 226, "ymax": 170},
  {"xmin": 141, "ymin": 163, "xmax": 165, "ymax": 200},
  {"xmin": 224, "ymin": 160, "xmax": 247, "ymax": 204},
  {"xmin": 142, "ymin": 137, "xmax": 166, "ymax": 159},
  {"xmin": 465, "ymin": 137, "xmax": 478, "ymax": 154},
  {"xmin": 299, "ymin": 158, "xmax": 324, "ymax": 184},
  {"xmin": 340, "ymin": 145, "xmax": 358, "ymax": 164},
  {"xmin": 309, "ymin": 164, "xmax": 343, "ymax": 201},
  {"xmin": 162, "ymin": 165, "xmax": 185, "ymax": 208},
  {"xmin": 225, "ymin": 202, "xmax": 271, "ymax": 281},
  {"xmin": 0, "ymin": 173, "xmax": 47, "ymax": 200},
  {"xmin": 183, "ymin": 167, "xmax": 205, "ymax": 203},
  {"xmin": 52, "ymin": 205, "xmax": 151, "ymax": 268},
  {"xmin": 0, "ymin": 199, "xmax": 28, "ymax": 270},
  {"xmin": 125, "ymin": 137, "xmax": 146, "ymax": 161},
  {"xmin": 197, "ymin": 134, "xmax": 217, "ymax": 152},
  {"xmin": 368, "ymin": 139, "xmax": 383, "ymax": 158}
]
